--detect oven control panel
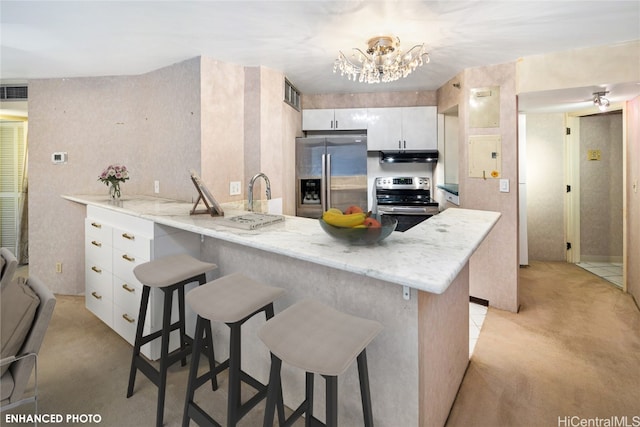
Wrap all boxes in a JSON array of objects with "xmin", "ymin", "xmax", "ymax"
[{"xmin": 375, "ymin": 176, "xmax": 430, "ymax": 190}]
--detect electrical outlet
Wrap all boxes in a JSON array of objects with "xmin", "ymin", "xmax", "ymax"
[
  {"xmin": 55, "ymin": 262, "xmax": 62, "ymax": 273},
  {"xmin": 154, "ymin": 180, "xmax": 160, "ymax": 193},
  {"xmin": 229, "ymin": 181, "xmax": 241, "ymax": 196}
]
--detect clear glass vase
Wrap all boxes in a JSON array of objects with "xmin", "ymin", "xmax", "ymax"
[{"xmin": 109, "ymin": 182, "xmax": 121, "ymax": 201}]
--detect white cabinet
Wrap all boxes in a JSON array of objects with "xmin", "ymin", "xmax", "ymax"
[
  {"xmin": 302, "ymin": 108, "xmax": 368, "ymax": 131},
  {"xmin": 84, "ymin": 205, "xmax": 202, "ymax": 360},
  {"xmin": 367, "ymin": 106, "xmax": 437, "ymax": 151}
]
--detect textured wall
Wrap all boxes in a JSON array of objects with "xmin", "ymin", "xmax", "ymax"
[
  {"xmin": 526, "ymin": 113, "xmax": 566, "ymax": 261},
  {"xmin": 580, "ymin": 113, "xmax": 623, "ymax": 261},
  {"xmin": 28, "ymin": 58, "xmax": 202, "ymax": 294},
  {"xmin": 463, "ymin": 63, "xmax": 520, "ymax": 312},
  {"xmin": 200, "ymin": 58, "xmax": 246, "ymax": 205},
  {"xmin": 626, "ymin": 97, "xmax": 640, "ymax": 303},
  {"xmin": 243, "ymin": 66, "xmax": 300, "ymax": 215}
]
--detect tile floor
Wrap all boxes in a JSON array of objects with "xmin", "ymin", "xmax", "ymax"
[
  {"xmin": 469, "ymin": 302, "xmax": 487, "ymax": 357},
  {"xmin": 576, "ymin": 261, "xmax": 623, "ymax": 288}
]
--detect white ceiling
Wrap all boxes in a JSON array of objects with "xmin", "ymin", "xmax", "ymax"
[{"xmin": 1, "ymin": 1, "xmax": 639, "ymax": 113}]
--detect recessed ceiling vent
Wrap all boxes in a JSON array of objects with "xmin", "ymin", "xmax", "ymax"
[{"xmin": 1, "ymin": 85, "xmax": 28, "ymax": 101}]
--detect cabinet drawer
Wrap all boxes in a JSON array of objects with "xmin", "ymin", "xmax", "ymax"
[
  {"xmin": 112, "ymin": 227, "xmax": 151, "ymax": 259},
  {"xmin": 85, "ymin": 218, "xmax": 113, "ymax": 246},
  {"xmin": 113, "ymin": 249, "xmax": 148, "ymax": 285},
  {"xmin": 112, "ymin": 303, "xmax": 175, "ymax": 361},
  {"xmin": 86, "ymin": 281, "xmax": 113, "ymax": 327},
  {"xmin": 85, "ymin": 263, "xmax": 113, "ymax": 301},
  {"xmin": 113, "ymin": 276, "xmax": 143, "ymax": 315},
  {"xmin": 85, "ymin": 238, "xmax": 112, "ymax": 271},
  {"xmin": 112, "ymin": 304, "xmax": 139, "ymax": 346}
]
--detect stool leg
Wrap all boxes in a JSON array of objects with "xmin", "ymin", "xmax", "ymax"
[
  {"xmin": 264, "ymin": 303, "xmax": 286, "ymax": 423},
  {"xmin": 178, "ymin": 284, "xmax": 188, "ymax": 367},
  {"xmin": 182, "ymin": 316, "xmax": 205, "ymax": 427},
  {"xmin": 127, "ymin": 285, "xmax": 151, "ymax": 398},
  {"xmin": 325, "ymin": 376, "xmax": 338, "ymax": 427},
  {"xmin": 357, "ymin": 350, "xmax": 374, "ymax": 427},
  {"xmin": 263, "ymin": 354, "xmax": 282, "ymax": 427},
  {"xmin": 204, "ymin": 319, "xmax": 218, "ymax": 391},
  {"xmin": 227, "ymin": 322, "xmax": 242, "ymax": 427},
  {"xmin": 156, "ymin": 287, "xmax": 174, "ymax": 427},
  {"xmin": 305, "ymin": 372, "xmax": 314, "ymax": 427}
]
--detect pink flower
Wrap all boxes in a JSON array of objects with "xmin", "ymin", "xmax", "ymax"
[{"xmin": 98, "ymin": 164, "xmax": 130, "ymax": 185}]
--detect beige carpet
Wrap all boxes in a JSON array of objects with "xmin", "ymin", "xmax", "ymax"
[
  {"xmin": 446, "ymin": 261, "xmax": 640, "ymax": 427},
  {"xmin": 3, "ymin": 262, "xmax": 639, "ymax": 426}
]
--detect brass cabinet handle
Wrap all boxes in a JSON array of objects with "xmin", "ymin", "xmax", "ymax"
[
  {"xmin": 91, "ymin": 291, "xmax": 102, "ymax": 300},
  {"xmin": 122, "ymin": 233, "xmax": 135, "ymax": 240},
  {"xmin": 122, "ymin": 314, "xmax": 135, "ymax": 323},
  {"xmin": 122, "ymin": 284, "xmax": 135, "ymax": 293},
  {"xmin": 91, "ymin": 240, "xmax": 102, "ymax": 247},
  {"xmin": 91, "ymin": 222, "xmax": 102, "ymax": 229},
  {"xmin": 122, "ymin": 254, "xmax": 135, "ymax": 262},
  {"xmin": 91, "ymin": 266, "xmax": 102, "ymax": 274}
]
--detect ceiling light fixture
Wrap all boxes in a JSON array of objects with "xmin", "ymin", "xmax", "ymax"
[
  {"xmin": 593, "ymin": 91, "xmax": 610, "ymax": 111},
  {"xmin": 333, "ymin": 35, "xmax": 429, "ymax": 84}
]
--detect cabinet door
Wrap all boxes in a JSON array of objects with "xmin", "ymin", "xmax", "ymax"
[
  {"xmin": 333, "ymin": 108, "xmax": 368, "ymax": 130},
  {"xmin": 402, "ymin": 106, "xmax": 437, "ymax": 150},
  {"xmin": 366, "ymin": 108, "xmax": 403, "ymax": 150},
  {"xmin": 302, "ymin": 109, "xmax": 335, "ymax": 131}
]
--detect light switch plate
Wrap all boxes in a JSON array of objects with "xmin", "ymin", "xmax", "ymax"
[{"xmin": 499, "ymin": 179, "xmax": 510, "ymax": 192}]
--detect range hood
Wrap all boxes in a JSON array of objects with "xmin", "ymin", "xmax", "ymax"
[{"xmin": 379, "ymin": 150, "xmax": 439, "ymax": 163}]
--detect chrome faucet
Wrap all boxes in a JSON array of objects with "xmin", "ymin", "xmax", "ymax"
[{"xmin": 248, "ymin": 172, "xmax": 271, "ymax": 212}]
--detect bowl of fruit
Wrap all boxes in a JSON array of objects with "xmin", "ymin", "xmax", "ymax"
[{"xmin": 319, "ymin": 206, "xmax": 398, "ymax": 245}]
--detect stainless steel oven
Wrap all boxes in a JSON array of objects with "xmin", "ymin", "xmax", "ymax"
[{"xmin": 375, "ymin": 177, "xmax": 439, "ymax": 232}]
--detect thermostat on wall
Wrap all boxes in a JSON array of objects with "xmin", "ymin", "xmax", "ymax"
[{"xmin": 51, "ymin": 152, "xmax": 68, "ymax": 164}]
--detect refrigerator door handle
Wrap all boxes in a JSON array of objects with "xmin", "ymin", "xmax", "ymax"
[
  {"xmin": 326, "ymin": 153, "xmax": 332, "ymax": 209},
  {"xmin": 321, "ymin": 154, "xmax": 327, "ymax": 212}
]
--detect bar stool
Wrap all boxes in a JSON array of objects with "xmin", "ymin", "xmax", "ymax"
[
  {"xmin": 258, "ymin": 299, "xmax": 382, "ymax": 427},
  {"xmin": 182, "ymin": 272, "xmax": 285, "ymax": 427},
  {"xmin": 126, "ymin": 253, "xmax": 217, "ymax": 427}
]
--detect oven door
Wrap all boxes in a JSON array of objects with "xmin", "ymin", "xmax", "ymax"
[
  {"xmin": 382, "ymin": 214, "xmax": 432, "ymax": 232},
  {"xmin": 378, "ymin": 207, "xmax": 433, "ymax": 232}
]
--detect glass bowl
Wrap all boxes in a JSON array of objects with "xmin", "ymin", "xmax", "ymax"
[{"xmin": 318, "ymin": 214, "xmax": 398, "ymax": 245}]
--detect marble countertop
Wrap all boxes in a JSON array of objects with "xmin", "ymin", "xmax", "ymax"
[{"xmin": 63, "ymin": 194, "xmax": 500, "ymax": 295}]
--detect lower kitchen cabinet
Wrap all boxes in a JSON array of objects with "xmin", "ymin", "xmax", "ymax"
[{"xmin": 84, "ymin": 205, "xmax": 202, "ymax": 360}]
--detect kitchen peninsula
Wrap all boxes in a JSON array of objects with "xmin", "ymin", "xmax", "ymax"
[{"xmin": 64, "ymin": 194, "xmax": 500, "ymax": 427}]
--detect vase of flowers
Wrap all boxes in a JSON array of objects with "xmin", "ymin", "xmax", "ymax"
[{"xmin": 98, "ymin": 164, "xmax": 130, "ymax": 201}]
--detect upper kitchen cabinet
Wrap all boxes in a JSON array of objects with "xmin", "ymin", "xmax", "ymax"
[
  {"xmin": 367, "ymin": 106, "xmax": 437, "ymax": 151},
  {"xmin": 302, "ymin": 108, "xmax": 368, "ymax": 131}
]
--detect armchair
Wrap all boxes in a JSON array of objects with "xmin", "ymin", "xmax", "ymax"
[
  {"xmin": 1, "ymin": 276, "xmax": 56, "ymax": 413},
  {"xmin": 0, "ymin": 247, "xmax": 18, "ymax": 291}
]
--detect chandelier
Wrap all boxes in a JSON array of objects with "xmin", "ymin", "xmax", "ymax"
[{"xmin": 334, "ymin": 35, "xmax": 430, "ymax": 84}]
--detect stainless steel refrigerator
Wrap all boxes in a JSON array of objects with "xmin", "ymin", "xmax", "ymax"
[{"xmin": 295, "ymin": 135, "xmax": 368, "ymax": 218}]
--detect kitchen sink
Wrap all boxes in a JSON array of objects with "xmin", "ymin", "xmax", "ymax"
[{"xmin": 223, "ymin": 213, "xmax": 284, "ymax": 230}]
